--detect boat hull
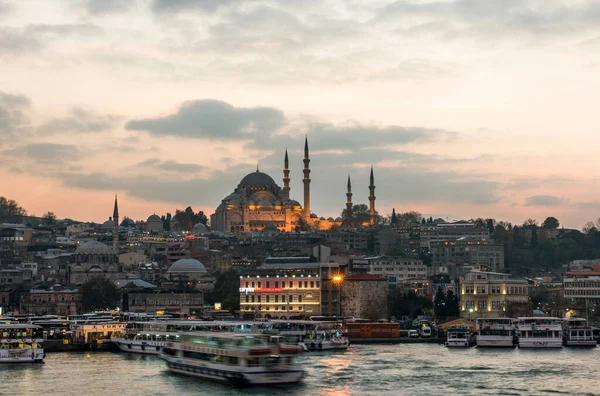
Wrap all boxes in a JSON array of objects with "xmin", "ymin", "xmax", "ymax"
[
  {"xmin": 163, "ymin": 360, "xmax": 305, "ymax": 385},
  {"xmin": 446, "ymin": 340, "xmax": 472, "ymax": 347},
  {"xmin": 113, "ymin": 340, "xmax": 165, "ymax": 355},
  {"xmin": 476, "ymin": 336, "xmax": 515, "ymax": 347},
  {"xmin": 518, "ymin": 338, "xmax": 563, "ymax": 348},
  {"xmin": 0, "ymin": 349, "xmax": 45, "ymax": 363},
  {"xmin": 565, "ymin": 339, "xmax": 597, "ymax": 347},
  {"xmin": 300, "ymin": 340, "xmax": 349, "ymax": 351}
]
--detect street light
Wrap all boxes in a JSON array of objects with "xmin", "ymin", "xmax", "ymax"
[{"xmin": 332, "ymin": 274, "xmax": 343, "ymax": 317}]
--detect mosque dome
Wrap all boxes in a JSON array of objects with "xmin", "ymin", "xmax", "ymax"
[
  {"xmin": 264, "ymin": 223, "xmax": 278, "ymax": 233},
  {"xmin": 238, "ymin": 170, "xmax": 277, "ymax": 189},
  {"xmin": 327, "ymin": 217, "xmax": 334, "ymax": 221},
  {"xmin": 192, "ymin": 222, "xmax": 209, "ymax": 235},
  {"xmin": 147, "ymin": 214, "xmax": 161, "ymax": 222},
  {"xmin": 101, "ymin": 218, "xmax": 114, "ymax": 230},
  {"xmin": 258, "ymin": 199, "xmax": 272, "ymax": 207},
  {"xmin": 167, "ymin": 258, "xmax": 207, "ymax": 274},
  {"xmin": 320, "ymin": 217, "xmax": 326, "ymax": 220},
  {"xmin": 335, "ymin": 217, "xmax": 343, "ymax": 222},
  {"xmin": 75, "ymin": 240, "xmax": 112, "ymax": 255},
  {"xmin": 288, "ymin": 200, "xmax": 301, "ymax": 208},
  {"xmin": 224, "ymin": 193, "xmax": 240, "ymax": 203}
]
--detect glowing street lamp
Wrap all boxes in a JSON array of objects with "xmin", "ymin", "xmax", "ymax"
[{"xmin": 332, "ymin": 275, "xmax": 343, "ymax": 283}]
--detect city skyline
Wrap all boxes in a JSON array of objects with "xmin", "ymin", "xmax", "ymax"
[{"xmin": 1, "ymin": 0, "xmax": 599, "ymax": 227}]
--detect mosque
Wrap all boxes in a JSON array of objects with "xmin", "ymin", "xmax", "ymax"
[{"xmin": 210, "ymin": 138, "xmax": 377, "ymax": 233}]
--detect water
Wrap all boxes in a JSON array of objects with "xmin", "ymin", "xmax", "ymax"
[{"xmin": 1, "ymin": 345, "xmax": 600, "ymax": 395}]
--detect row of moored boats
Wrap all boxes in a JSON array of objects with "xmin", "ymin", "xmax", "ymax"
[
  {"xmin": 1, "ymin": 318, "xmax": 349, "ymax": 385},
  {"xmin": 446, "ymin": 317, "xmax": 597, "ymax": 348}
]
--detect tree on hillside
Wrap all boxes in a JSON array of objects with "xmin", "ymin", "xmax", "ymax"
[
  {"xmin": 523, "ymin": 218, "xmax": 539, "ymax": 227},
  {"xmin": 390, "ymin": 208, "xmax": 397, "ymax": 227},
  {"xmin": 174, "ymin": 207, "xmax": 209, "ymax": 231},
  {"xmin": 530, "ymin": 225, "xmax": 539, "ymax": 248},
  {"xmin": 0, "ymin": 197, "xmax": 27, "ymax": 218},
  {"xmin": 341, "ymin": 204, "xmax": 371, "ymax": 227},
  {"xmin": 79, "ymin": 277, "xmax": 119, "ymax": 312},
  {"xmin": 395, "ymin": 211, "xmax": 422, "ymax": 228},
  {"xmin": 542, "ymin": 217, "xmax": 560, "ymax": 230},
  {"xmin": 445, "ymin": 289, "xmax": 460, "ymax": 318},
  {"xmin": 434, "ymin": 288, "xmax": 447, "ymax": 319},
  {"xmin": 212, "ymin": 270, "xmax": 241, "ymax": 312},
  {"xmin": 43, "ymin": 211, "xmax": 57, "ymax": 225}
]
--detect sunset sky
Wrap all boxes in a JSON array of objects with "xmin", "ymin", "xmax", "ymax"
[{"xmin": 1, "ymin": 0, "xmax": 599, "ymax": 228}]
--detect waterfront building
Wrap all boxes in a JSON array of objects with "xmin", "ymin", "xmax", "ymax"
[
  {"xmin": 340, "ymin": 274, "xmax": 388, "ymax": 320},
  {"xmin": 563, "ymin": 264, "xmax": 600, "ymax": 304},
  {"xmin": 239, "ymin": 257, "xmax": 322, "ymax": 319},
  {"xmin": 21, "ymin": 285, "xmax": 82, "ymax": 315},
  {"xmin": 460, "ymin": 270, "xmax": 530, "ymax": 319},
  {"xmin": 124, "ymin": 291, "xmax": 204, "ymax": 315},
  {"xmin": 430, "ymin": 238, "xmax": 505, "ymax": 272}
]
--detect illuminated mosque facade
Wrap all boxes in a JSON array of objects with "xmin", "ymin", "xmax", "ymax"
[{"xmin": 210, "ymin": 138, "xmax": 377, "ymax": 233}]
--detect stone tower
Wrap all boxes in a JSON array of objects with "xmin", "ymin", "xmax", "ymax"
[
  {"xmin": 346, "ymin": 174, "xmax": 353, "ymax": 211},
  {"xmin": 369, "ymin": 166, "xmax": 376, "ymax": 224},
  {"xmin": 303, "ymin": 137, "xmax": 311, "ymax": 221},
  {"xmin": 112, "ymin": 195, "xmax": 119, "ymax": 254},
  {"xmin": 283, "ymin": 148, "xmax": 290, "ymax": 198}
]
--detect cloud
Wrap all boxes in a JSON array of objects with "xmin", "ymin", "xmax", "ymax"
[
  {"xmin": 0, "ymin": 91, "xmax": 32, "ymax": 141},
  {"xmin": 524, "ymin": 195, "xmax": 565, "ymax": 206},
  {"xmin": 125, "ymin": 98, "xmax": 453, "ymax": 154},
  {"xmin": 0, "ymin": 27, "xmax": 41, "ymax": 55},
  {"xmin": 378, "ymin": 0, "xmax": 600, "ymax": 43},
  {"xmin": 137, "ymin": 158, "xmax": 207, "ymax": 173},
  {"xmin": 0, "ymin": 23, "xmax": 102, "ymax": 57},
  {"xmin": 37, "ymin": 108, "xmax": 122, "ymax": 135},
  {"xmin": 152, "ymin": 0, "xmax": 240, "ymax": 13},
  {"xmin": 85, "ymin": 0, "xmax": 132, "ymax": 14},
  {"xmin": 578, "ymin": 202, "xmax": 600, "ymax": 209},
  {"xmin": 3, "ymin": 143, "xmax": 80, "ymax": 164},
  {"xmin": 125, "ymin": 99, "xmax": 286, "ymax": 141}
]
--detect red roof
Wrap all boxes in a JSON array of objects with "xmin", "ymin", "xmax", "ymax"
[{"xmin": 344, "ymin": 274, "xmax": 387, "ymax": 282}]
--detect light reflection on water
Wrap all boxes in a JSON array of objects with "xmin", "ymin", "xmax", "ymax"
[{"xmin": 1, "ymin": 345, "xmax": 600, "ymax": 395}]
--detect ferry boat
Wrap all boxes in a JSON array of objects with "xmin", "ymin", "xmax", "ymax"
[
  {"xmin": 112, "ymin": 320, "xmax": 264, "ymax": 354},
  {"xmin": 517, "ymin": 317, "xmax": 563, "ymax": 348},
  {"xmin": 159, "ymin": 332, "xmax": 306, "ymax": 385},
  {"xmin": 563, "ymin": 318, "xmax": 597, "ymax": 347},
  {"xmin": 264, "ymin": 320, "xmax": 350, "ymax": 351},
  {"xmin": 445, "ymin": 327, "xmax": 475, "ymax": 347},
  {"xmin": 476, "ymin": 318, "xmax": 517, "ymax": 347},
  {"xmin": 0, "ymin": 324, "xmax": 45, "ymax": 363}
]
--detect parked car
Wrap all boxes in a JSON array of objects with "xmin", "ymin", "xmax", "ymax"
[
  {"xmin": 409, "ymin": 330, "xmax": 419, "ymax": 338},
  {"xmin": 420, "ymin": 326, "xmax": 432, "ymax": 338}
]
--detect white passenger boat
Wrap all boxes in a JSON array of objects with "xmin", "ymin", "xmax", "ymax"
[
  {"xmin": 446, "ymin": 327, "xmax": 475, "ymax": 347},
  {"xmin": 112, "ymin": 320, "xmax": 264, "ymax": 354},
  {"xmin": 476, "ymin": 318, "xmax": 517, "ymax": 347},
  {"xmin": 0, "ymin": 324, "xmax": 45, "ymax": 363},
  {"xmin": 159, "ymin": 332, "xmax": 306, "ymax": 385},
  {"xmin": 517, "ymin": 317, "xmax": 563, "ymax": 348},
  {"xmin": 264, "ymin": 320, "xmax": 350, "ymax": 351},
  {"xmin": 563, "ymin": 318, "xmax": 597, "ymax": 347}
]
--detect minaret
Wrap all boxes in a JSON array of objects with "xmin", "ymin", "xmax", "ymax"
[
  {"xmin": 346, "ymin": 174, "xmax": 353, "ymax": 211},
  {"xmin": 303, "ymin": 137, "xmax": 311, "ymax": 221},
  {"xmin": 369, "ymin": 166, "xmax": 376, "ymax": 224},
  {"xmin": 283, "ymin": 148, "xmax": 290, "ymax": 198},
  {"xmin": 112, "ymin": 195, "xmax": 119, "ymax": 254}
]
